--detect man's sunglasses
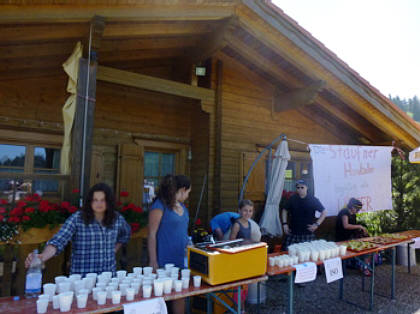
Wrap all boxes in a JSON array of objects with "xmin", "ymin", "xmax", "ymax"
[{"xmin": 296, "ymin": 186, "xmax": 306, "ymax": 189}]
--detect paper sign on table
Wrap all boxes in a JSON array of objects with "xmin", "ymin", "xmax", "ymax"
[
  {"xmin": 412, "ymin": 237, "xmax": 420, "ymax": 249},
  {"xmin": 323, "ymin": 257, "xmax": 343, "ymax": 283},
  {"xmin": 293, "ymin": 262, "xmax": 317, "ymax": 283},
  {"xmin": 123, "ymin": 297, "xmax": 167, "ymax": 314}
]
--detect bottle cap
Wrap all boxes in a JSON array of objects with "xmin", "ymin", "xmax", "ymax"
[{"xmin": 13, "ymin": 296, "xmax": 20, "ymax": 301}]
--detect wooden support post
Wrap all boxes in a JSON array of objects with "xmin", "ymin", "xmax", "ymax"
[
  {"xmin": 70, "ymin": 58, "xmax": 97, "ymax": 199},
  {"xmin": 213, "ymin": 60, "xmax": 223, "ymax": 215}
]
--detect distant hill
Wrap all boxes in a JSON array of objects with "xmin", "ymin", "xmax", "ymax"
[{"xmin": 389, "ymin": 95, "xmax": 420, "ymax": 122}]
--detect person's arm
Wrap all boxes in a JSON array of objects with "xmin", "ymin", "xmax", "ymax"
[
  {"xmin": 25, "ymin": 244, "xmax": 57, "ymax": 268},
  {"xmin": 308, "ymin": 200, "xmax": 327, "ymax": 232},
  {"xmin": 214, "ymin": 228, "xmax": 224, "ymax": 241},
  {"xmin": 147, "ymin": 209, "xmax": 163, "ymax": 271},
  {"xmin": 229, "ymin": 222, "xmax": 240, "ymax": 240},
  {"xmin": 281, "ymin": 208, "xmax": 290, "ymax": 235},
  {"xmin": 25, "ymin": 213, "xmax": 77, "ymax": 268},
  {"xmin": 342, "ymin": 215, "xmax": 367, "ymax": 233}
]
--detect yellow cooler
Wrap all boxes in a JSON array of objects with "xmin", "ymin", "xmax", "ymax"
[{"xmin": 188, "ymin": 241, "xmax": 267, "ymax": 285}]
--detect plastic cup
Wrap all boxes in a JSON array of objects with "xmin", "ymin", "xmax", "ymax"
[
  {"xmin": 36, "ymin": 298, "xmax": 49, "ymax": 314},
  {"xmin": 97, "ymin": 290, "xmax": 107, "ymax": 305},
  {"xmin": 143, "ymin": 267, "xmax": 153, "ymax": 276},
  {"xmin": 153, "ymin": 279, "xmax": 164, "ymax": 296},
  {"xmin": 174, "ymin": 280, "xmax": 183, "ymax": 292},
  {"xmin": 142, "ymin": 285, "xmax": 152, "ymax": 298},
  {"xmin": 52, "ymin": 295, "xmax": 60, "ymax": 310},
  {"xmin": 54, "ymin": 276, "xmax": 67, "ymax": 285},
  {"xmin": 133, "ymin": 267, "xmax": 142, "ymax": 275},
  {"xmin": 96, "ymin": 282, "xmax": 107, "ymax": 290},
  {"xmin": 143, "ymin": 279, "xmax": 153, "ymax": 287},
  {"xmin": 58, "ymin": 282, "xmax": 71, "ymax": 294},
  {"xmin": 92, "ymin": 287, "xmax": 102, "ymax": 300},
  {"xmin": 182, "ymin": 277, "xmax": 190, "ymax": 289},
  {"xmin": 163, "ymin": 278, "xmax": 172, "ymax": 294},
  {"xmin": 58, "ymin": 291, "xmax": 74, "ymax": 312},
  {"xmin": 126, "ymin": 287, "xmax": 135, "ymax": 301},
  {"xmin": 38, "ymin": 294, "xmax": 50, "ymax": 302},
  {"xmin": 43, "ymin": 283, "xmax": 56, "ymax": 299},
  {"xmin": 85, "ymin": 277, "xmax": 96, "ymax": 290},
  {"xmin": 106, "ymin": 286, "xmax": 115, "ymax": 299},
  {"xmin": 164, "ymin": 263, "xmax": 175, "ymax": 270},
  {"xmin": 339, "ymin": 245, "xmax": 347, "ymax": 256},
  {"xmin": 69, "ymin": 274, "xmax": 82, "ymax": 281},
  {"xmin": 193, "ymin": 275, "xmax": 201, "ymax": 288},
  {"xmin": 111, "ymin": 290, "xmax": 121, "ymax": 304},
  {"xmin": 116, "ymin": 270, "xmax": 127, "ymax": 280},
  {"xmin": 74, "ymin": 280, "xmax": 85, "ymax": 293},
  {"xmin": 76, "ymin": 293, "xmax": 88, "ymax": 309},
  {"xmin": 131, "ymin": 282, "xmax": 141, "ymax": 294},
  {"xmin": 119, "ymin": 283, "xmax": 129, "ymax": 296},
  {"xmin": 181, "ymin": 269, "xmax": 191, "ymax": 278},
  {"xmin": 101, "ymin": 272, "xmax": 112, "ymax": 280},
  {"xmin": 268, "ymin": 257, "xmax": 275, "ymax": 267},
  {"xmin": 311, "ymin": 250, "xmax": 319, "ymax": 262}
]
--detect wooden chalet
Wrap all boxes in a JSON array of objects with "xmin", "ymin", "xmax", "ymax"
[{"xmin": 1, "ymin": 0, "xmax": 420, "ymax": 225}]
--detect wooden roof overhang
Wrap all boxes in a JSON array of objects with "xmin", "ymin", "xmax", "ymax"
[{"xmin": 0, "ymin": 0, "xmax": 419, "ymax": 149}]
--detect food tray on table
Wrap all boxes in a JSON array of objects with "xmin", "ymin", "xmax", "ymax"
[
  {"xmin": 365, "ymin": 233, "xmax": 409, "ymax": 245},
  {"xmin": 345, "ymin": 240, "xmax": 378, "ymax": 252}
]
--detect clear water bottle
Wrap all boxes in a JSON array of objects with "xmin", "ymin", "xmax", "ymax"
[
  {"xmin": 184, "ymin": 236, "xmax": 193, "ymax": 268},
  {"xmin": 25, "ymin": 249, "xmax": 42, "ymax": 298}
]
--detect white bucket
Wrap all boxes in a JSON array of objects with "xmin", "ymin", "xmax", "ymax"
[
  {"xmin": 246, "ymin": 282, "xmax": 267, "ymax": 304},
  {"xmin": 397, "ymin": 243, "xmax": 416, "ymax": 266}
]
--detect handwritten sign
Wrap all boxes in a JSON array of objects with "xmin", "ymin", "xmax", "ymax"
[
  {"xmin": 412, "ymin": 237, "xmax": 420, "ymax": 249},
  {"xmin": 323, "ymin": 257, "xmax": 343, "ymax": 283},
  {"xmin": 309, "ymin": 145, "xmax": 393, "ymax": 216},
  {"xmin": 123, "ymin": 297, "xmax": 167, "ymax": 314},
  {"xmin": 293, "ymin": 262, "xmax": 317, "ymax": 283}
]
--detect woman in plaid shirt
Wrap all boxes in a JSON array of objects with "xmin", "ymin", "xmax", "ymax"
[{"xmin": 25, "ymin": 183, "xmax": 131, "ymax": 276}]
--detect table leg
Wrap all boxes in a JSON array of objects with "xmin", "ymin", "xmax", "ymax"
[
  {"xmin": 408, "ymin": 243, "xmax": 411, "ymax": 273},
  {"xmin": 339, "ymin": 277, "xmax": 344, "ymax": 300},
  {"xmin": 391, "ymin": 247, "xmax": 396, "ymax": 299},
  {"xmin": 207, "ymin": 293, "xmax": 213, "ymax": 314},
  {"xmin": 237, "ymin": 285, "xmax": 242, "ymax": 314},
  {"xmin": 361, "ymin": 269, "xmax": 365, "ymax": 292},
  {"xmin": 257, "ymin": 281, "xmax": 260, "ymax": 314},
  {"xmin": 288, "ymin": 271, "xmax": 294, "ymax": 314},
  {"xmin": 369, "ymin": 253, "xmax": 375, "ymax": 311}
]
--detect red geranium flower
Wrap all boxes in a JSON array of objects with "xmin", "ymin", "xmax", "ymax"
[
  {"xmin": 0, "ymin": 207, "xmax": 6, "ymax": 214},
  {"xmin": 120, "ymin": 191, "xmax": 129, "ymax": 197},
  {"xmin": 24, "ymin": 207, "xmax": 35, "ymax": 214},
  {"xmin": 8, "ymin": 216, "xmax": 20, "ymax": 223},
  {"xmin": 195, "ymin": 218, "xmax": 202, "ymax": 225},
  {"xmin": 0, "ymin": 199, "xmax": 7, "ymax": 205},
  {"xmin": 130, "ymin": 222, "xmax": 140, "ymax": 233},
  {"xmin": 10, "ymin": 207, "xmax": 24, "ymax": 216},
  {"xmin": 16, "ymin": 201, "xmax": 27, "ymax": 208},
  {"xmin": 39, "ymin": 200, "xmax": 50, "ymax": 213},
  {"xmin": 61, "ymin": 201, "xmax": 70, "ymax": 209},
  {"xmin": 72, "ymin": 189, "xmax": 80, "ymax": 194},
  {"xmin": 134, "ymin": 207, "xmax": 143, "ymax": 213},
  {"xmin": 68, "ymin": 206, "xmax": 78, "ymax": 214},
  {"xmin": 22, "ymin": 215, "xmax": 31, "ymax": 221}
]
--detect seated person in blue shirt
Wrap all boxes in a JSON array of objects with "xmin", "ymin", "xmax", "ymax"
[
  {"xmin": 210, "ymin": 211, "xmax": 240, "ymax": 241},
  {"xmin": 25, "ymin": 183, "xmax": 131, "ymax": 276}
]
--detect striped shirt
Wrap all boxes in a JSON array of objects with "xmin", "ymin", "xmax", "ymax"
[{"xmin": 47, "ymin": 211, "xmax": 131, "ymax": 275}]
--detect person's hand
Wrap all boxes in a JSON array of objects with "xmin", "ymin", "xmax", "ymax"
[
  {"xmin": 25, "ymin": 252, "xmax": 42, "ymax": 269},
  {"xmin": 283, "ymin": 224, "xmax": 291, "ymax": 235},
  {"xmin": 360, "ymin": 226, "xmax": 369, "ymax": 236},
  {"xmin": 307, "ymin": 224, "xmax": 318, "ymax": 233},
  {"xmin": 149, "ymin": 260, "xmax": 159, "ymax": 272}
]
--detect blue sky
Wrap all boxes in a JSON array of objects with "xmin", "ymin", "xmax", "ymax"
[{"xmin": 272, "ymin": 0, "xmax": 420, "ymax": 99}]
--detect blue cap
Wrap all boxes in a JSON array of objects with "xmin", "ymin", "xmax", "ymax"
[{"xmin": 295, "ymin": 179, "xmax": 307, "ymax": 187}]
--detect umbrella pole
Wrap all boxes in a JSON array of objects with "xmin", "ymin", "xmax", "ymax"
[{"xmin": 239, "ymin": 133, "xmax": 286, "ymax": 202}]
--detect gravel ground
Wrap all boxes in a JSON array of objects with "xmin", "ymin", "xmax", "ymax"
[{"xmin": 246, "ymin": 261, "xmax": 420, "ymax": 314}]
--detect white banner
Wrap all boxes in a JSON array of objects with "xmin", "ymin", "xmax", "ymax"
[{"xmin": 309, "ymin": 145, "xmax": 393, "ymax": 216}]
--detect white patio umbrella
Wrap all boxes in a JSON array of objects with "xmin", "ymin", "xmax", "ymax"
[{"xmin": 259, "ymin": 139, "xmax": 291, "ymax": 236}]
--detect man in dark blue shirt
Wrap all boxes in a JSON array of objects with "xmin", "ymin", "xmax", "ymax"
[{"xmin": 281, "ymin": 179, "xmax": 326, "ymax": 249}]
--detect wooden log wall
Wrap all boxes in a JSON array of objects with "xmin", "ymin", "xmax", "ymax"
[{"xmin": 215, "ymin": 52, "xmax": 347, "ymax": 212}]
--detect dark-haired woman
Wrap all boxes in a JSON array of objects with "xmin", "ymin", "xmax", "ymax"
[
  {"xmin": 25, "ymin": 183, "xmax": 131, "ymax": 276},
  {"xmin": 148, "ymin": 174, "xmax": 190, "ymax": 314}
]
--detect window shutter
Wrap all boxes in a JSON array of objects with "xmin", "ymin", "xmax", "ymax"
[
  {"xmin": 118, "ymin": 143, "xmax": 143, "ymax": 205},
  {"xmin": 90, "ymin": 145, "xmax": 105, "ymax": 186}
]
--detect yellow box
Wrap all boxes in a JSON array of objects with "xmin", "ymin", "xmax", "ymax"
[{"xmin": 188, "ymin": 242, "xmax": 267, "ymax": 285}]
